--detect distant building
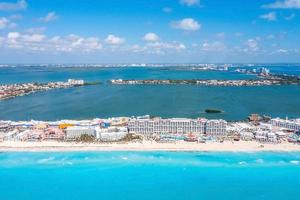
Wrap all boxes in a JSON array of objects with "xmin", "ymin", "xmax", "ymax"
[
  {"xmin": 271, "ymin": 118, "xmax": 300, "ymax": 131},
  {"xmin": 259, "ymin": 67, "xmax": 270, "ymax": 76},
  {"xmin": 205, "ymin": 120, "xmax": 227, "ymax": 135},
  {"xmin": 128, "ymin": 117, "xmax": 227, "ymax": 136},
  {"xmin": 95, "ymin": 127, "xmax": 128, "ymax": 142},
  {"xmin": 67, "ymin": 79, "xmax": 84, "ymax": 86}
]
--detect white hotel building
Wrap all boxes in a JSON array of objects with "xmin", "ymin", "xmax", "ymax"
[
  {"xmin": 271, "ymin": 118, "xmax": 300, "ymax": 131},
  {"xmin": 128, "ymin": 117, "xmax": 227, "ymax": 136}
]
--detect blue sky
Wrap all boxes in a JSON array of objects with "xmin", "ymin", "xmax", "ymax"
[{"xmin": 0, "ymin": 0, "xmax": 300, "ymax": 63}]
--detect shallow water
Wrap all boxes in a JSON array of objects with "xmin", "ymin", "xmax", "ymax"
[{"xmin": 0, "ymin": 151, "xmax": 300, "ymax": 200}]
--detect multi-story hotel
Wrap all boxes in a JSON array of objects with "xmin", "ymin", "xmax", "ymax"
[
  {"xmin": 128, "ymin": 117, "xmax": 227, "ymax": 136},
  {"xmin": 271, "ymin": 118, "xmax": 300, "ymax": 131}
]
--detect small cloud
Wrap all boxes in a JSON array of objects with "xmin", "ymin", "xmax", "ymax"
[
  {"xmin": 163, "ymin": 7, "xmax": 173, "ymax": 13},
  {"xmin": 22, "ymin": 34, "xmax": 46, "ymax": 42},
  {"xmin": 277, "ymin": 48, "xmax": 288, "ymax": 53},
  {"xmin": 0, "ymin": 17, "xmax": 9, "ymax": 29},
  {"xmin": 171, "ymin": 18, "xmax": 201, "ymax": 31},
  {"xmin": 262, "ymin": 0, "xmax": 300, "ymax": 9},
  {"xmin": 285, "ymin": 13, "xmax": 296, "ymax": 20},
  {"xmin": 0, "ymin": 0, "xmax": 27, "ymax": 11},
  {"xmin": 245, "ymin": 38, "xmax": 260, "ymax": 52},
  {"xmin": 39, "ymin": 12, "xmax": 58, "ymax": 23},
  {"xmin": 143, "ymin": 33, "xmax": 159, "ymax": 42},
  {"xmin": 201, "ymin": 41, "xmax": 226, "ymax": 52},
  {"xmin": 260, "ymin": 12, "xmax": 277, "ymax": 21},
  {"xmin": 146, "ymin": 41, "xmax": 186, "ymax": 54},
  {"xmin": 105, "ymin": 34, "xmax": 125, "ymax": 45},
  {"xmin": 180, "ymin": 0, "xmax": 200, "ymax": 7},
  {"xmin": 7, "ymin": 31, "xmax": 20, "ymax": 39},
  {"xmin": 0, "ymin": 17, "xmax": 17, "ymax": 29}
]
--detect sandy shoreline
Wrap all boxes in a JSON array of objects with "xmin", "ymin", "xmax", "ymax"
[{"xmin": 1, "ymin": 141, "xmax": 300, "ymax": 152}]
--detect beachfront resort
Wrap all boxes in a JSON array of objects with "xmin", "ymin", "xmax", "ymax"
[{"xmin": 0, "ymin": 115, "xmax": 300, "ymax": 147}]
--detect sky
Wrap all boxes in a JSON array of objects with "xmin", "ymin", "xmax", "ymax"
[{"xmin": 0, "ymin": 0, "xmax": 300, "ymax": 63}]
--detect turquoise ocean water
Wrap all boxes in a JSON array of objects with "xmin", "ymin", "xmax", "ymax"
[
  {"xmin": 1, "ymin": 151, "xmax": 300, "ymax": 200},
  {"xmin": 0, "ymin": 65, "xmax": 300, "ymax": 120}
]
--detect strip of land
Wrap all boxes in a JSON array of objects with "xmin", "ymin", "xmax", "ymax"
[
  {"xmin": 0, "ymin": 79, "xmax": 100, "ymax": 101},
  {"xmin": 109, "ymin": 77, "xmax": 300, "ymax": 86}
]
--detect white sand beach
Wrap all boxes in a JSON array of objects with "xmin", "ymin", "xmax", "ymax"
[{"xmin": 1, "ymin": 141, "xmax": 300, "ymax": 152}]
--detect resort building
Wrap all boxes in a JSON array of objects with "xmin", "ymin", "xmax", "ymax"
[
  {"xmin": 65, "ymin": 126, "xmax": 96, "ymax": 140},
  {"xmin": 67, "ymin": 79, "xmax": 85, "ymax": 86},
  {"xmin": 271, "ymin": 118, "xmax": 300, "ymax": 131},
  {"xmin": 2, "ymin": 130, "xmax": 19, "ymax": 141},
  {"xmin": 95, "ymin": 127, "xmax": 128, "ymax": 142},
  {"xmin": 128, "ymin": 117, "xmax": 226, "ymax": 136},
  {"xmin": 205, "ymin": 120, "xmax": 227, "ymax": 135}
]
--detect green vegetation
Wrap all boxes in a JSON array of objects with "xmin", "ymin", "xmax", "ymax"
[
  {"xmin": 83, "ymin": 81, "xmax": 102, "ymax": 86},
  {"xmin": 76, "ymin": 134, "xmax": 96, "ymax": 143},
  {"xmin": 205, "ymin": 109, "xmax": 223, "ymax": 114}
]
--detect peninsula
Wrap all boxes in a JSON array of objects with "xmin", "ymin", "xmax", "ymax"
[{"xmin": 0, "ymin": 79, "xmax": 100, "ymax": 100}]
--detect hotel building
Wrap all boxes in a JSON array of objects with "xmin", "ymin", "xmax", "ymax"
[
  {"xmin": 65, "ymin": 126, "xmax": 96, "ymax": 140},
  {"xmin": 128, "ymin": 117, "xmax": 227, "ymax": 136},
  {"xmin": 271, "ymin": 118, "xmax": 300, "ymax": 131}
]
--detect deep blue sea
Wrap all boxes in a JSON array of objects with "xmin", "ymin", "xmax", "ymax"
[
  {"xmin": 0, "ymin": 65, "xmax": 300, "ymax": 120},
  {"xmin": 0, "ymin": 151, "xmax": 300, "ymax": 200}
]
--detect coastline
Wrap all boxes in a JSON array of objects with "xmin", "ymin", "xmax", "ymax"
[{"xmin": 1, "ymin": 141, "xmax": 300, "ymax": 152}]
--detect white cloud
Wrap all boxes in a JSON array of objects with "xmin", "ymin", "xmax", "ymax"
[
  {"xmin": 277, "ymin": 49, "xmax": 288, "ymax": 53},
  {"xmin": 7, "ymin": 32, "xmax": 20, "ymax": 39},
  {"xmin": 0, "ymin": 17, "xmax": 16, "ymax": 29},
  {"xmin": 180, "ymin": 0, "xmax": 200, "ymax": 6},
  {"xmin": 263, "ymin": 0, "xmax": 300, "ymax": 9},
  {"xmin": 39, "ymin": 12, "xmax": 58, "ymax": 22},
  {"xmin": 260, "ymin": 12, "xmax": 277, "ymax": 21},
  {"xmin": 245, "ymin": 38, "xmax": 260, "ymax": 52},
  {"xmin": 105, "ymin": 34, "xmax": 125, "ymax": 45},
  {"xmin": 0, "ymin": 17, "xmax": 9, "ymax": 29},
  {"xmin": 3, "ymin": 32, "xmax": 102, "ymax": 52},
  {"xmin": 144, "ymin": 41, "xmax": 186, "ymax": 54},
  {"xmin": 201, "ymin": 41, "xmax": 226, "ymax": 52},
  {"xmin": 143, "ymin": 33, "xmax": 159, "ymax": 42},
  {"xmin": 0, "ymin": 32, "xmax": 188, "ymax": 56},
  {"xmin": 0, "ymin": 0, "xmax": 27, "ymax": 11},
  {"xmin": 22, "ymin": 34, "xmax": 45, "ymax": 42},
  {"xmin": 171, "ymin": 18, "xmax": 201, "ymax": 31}
]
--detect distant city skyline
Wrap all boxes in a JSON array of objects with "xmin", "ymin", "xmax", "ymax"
[{"xmin": 0, "ymin": 0, "xmax": 300, "ymax": 63}]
